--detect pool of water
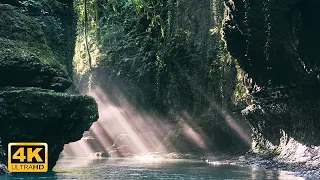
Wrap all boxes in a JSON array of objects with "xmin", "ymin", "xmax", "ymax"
[{"xmin": 0, "ymin": 157, "xmax": 304, "ymax": 180}]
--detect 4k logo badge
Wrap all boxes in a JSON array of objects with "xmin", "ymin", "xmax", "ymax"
[{"xmin": 8, "ymin": 143, "xmax": 48, "ymax": 172}]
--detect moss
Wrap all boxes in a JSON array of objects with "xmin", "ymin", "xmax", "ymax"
[
  {"xmin": 0, "ymin": 87, "xmax": 98, "ymax": 170},
  {"xmin": 0, "ymin": 1, "xmax": 97, "ymax": 171},
  {"xmin": 70, "ymin": 0, "xmax": 252, "ymax": 153},
  {"xmin": 0, "ymin": 3, "xmax": 71, "ymax": 90},
  {"xmin": 250, "ymin": 139, "xmax": 280, "ymax": 159},
  {"xmin": 0, "ymin": 4, "xmax": 67, "ymax": 73},
  {"xmin": 0, "ymin": 38, "xmax": 67, "ymax": 75},
  {"xmin": 234, "ymin": 61, "xmax": 248, "ymax": 102},
  {"xmin": 0, "ymin": 4, "xmax": 43, "ymax": 43},
  {"xmin": 53, "ymin": 168, "xmax": 74, "ymax": 173}
]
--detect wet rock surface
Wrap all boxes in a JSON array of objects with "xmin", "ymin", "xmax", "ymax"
[
  {"xmin": 238, "ymin": 154, "xmax": 320, "ymax": 179},
  {"xmin": 0, "ymin": 88, "xmax": 98, "ymax": 170},
  {"xmin": 0, "ymin": 138, "xmax": 8, "ymax": 175},
  {"xmin": 223, "ymin": 0, "xmax": 320, "ymax": 177},
  {"xmin": 0, "ymin": 0, "xmax": 98, "ymax": 173},
  {"xmin": 0, "ymin": 164, "xmax": 8, "ymax": 175}
]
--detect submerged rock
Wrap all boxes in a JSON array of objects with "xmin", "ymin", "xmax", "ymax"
[
  {"xmin": 0, "ymin": 164, "xmax": 8, "ymax": 175},
  {"xmin": 90, "ymin": 151, "xmax": 108, "ymax": 157}
]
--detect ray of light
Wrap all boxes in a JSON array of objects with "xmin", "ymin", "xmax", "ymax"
[
  {"xmin": 61, "ymin": 86, "xmax": 172, "ymax": 157},
  {"xmin": 174, "ymin": 63, "xmax": 252, "ymax": 145}
]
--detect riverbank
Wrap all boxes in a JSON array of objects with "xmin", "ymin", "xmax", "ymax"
[{"xmin": 236, "ymin": 154, "xmax": 320, "ymax": 179}]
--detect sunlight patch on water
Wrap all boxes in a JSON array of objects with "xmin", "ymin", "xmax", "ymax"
[
  {"xmin": 0, "ymin": 157, "xmax": 305, "ymax": 180},
  {"xmin": 132, "ymin": 154, "xmax": 164, "ymax": 162},
  {"xmin": 51, "ymin": 157, "xmax": 305, "ymax": 180}
]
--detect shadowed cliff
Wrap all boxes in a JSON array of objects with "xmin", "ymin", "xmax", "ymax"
[
  {"xmin": 224, "ymin": 0, "xmax": 320, "ymax": 172},
  {"xmin": 0, "ymin": 0, "xmax": 98, "ymax": 172}
]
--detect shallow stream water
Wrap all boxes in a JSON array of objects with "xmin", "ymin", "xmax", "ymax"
[{"xmin": 0, "ymin": 157, "xmax": 304, "ymax": 180}]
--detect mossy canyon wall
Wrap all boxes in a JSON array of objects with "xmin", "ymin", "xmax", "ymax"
[
  {"xmin": 0, "ymin": 0, "xmax": 98, "ymax": 173},
  {"xmin": 1, "ymin": 0, "xmax": 319, "ymax": 175},
  {"xmin": 224, "ymin": 0, "xmax": 320, "ymax": 169},
  {"xmin": 76, "ymin": 0, "xmax": 320, "ymax": 166},
  {"xmin": 73, "ymin": 0, "xmax": 251, "ymax": 154}
]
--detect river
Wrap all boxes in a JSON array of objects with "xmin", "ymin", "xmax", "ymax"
[{"xmin": 0, "ymin": 157, "xmax": 304, "ymax": 180}]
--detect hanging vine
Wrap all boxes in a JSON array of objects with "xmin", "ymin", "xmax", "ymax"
[{"xmin": 84, "ymin": 0, "xmax": 93, "ymax": 72}]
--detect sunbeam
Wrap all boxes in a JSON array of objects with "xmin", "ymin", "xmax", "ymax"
[
  {"xmin": 173, "ymin": 62, "xmax": 252, "ymax": 145},
  {"xmin": 62, "ymin": 86, "xmax": 171, "ymax": 157}
]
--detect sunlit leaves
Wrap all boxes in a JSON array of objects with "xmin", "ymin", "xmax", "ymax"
[{"xmin": 19, "ymin": 0, "xmax": 41, "ymax": 7}]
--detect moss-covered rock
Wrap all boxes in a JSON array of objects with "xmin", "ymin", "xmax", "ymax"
[
  {"xmin": 0, "ymin": 3, "xmax": 73, "ymax": 91},
  {"xmin": 223, "ymin": 0, "xmax": 320, "ymax": 170},
  {"xmin": 0, "ymin": 0, "xmax": 99, "ymax": 172},
  {"xmin": 0, "ymin": 87, "xmax": 98, "ymax": 170}
]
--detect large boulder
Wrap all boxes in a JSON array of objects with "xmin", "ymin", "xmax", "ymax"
[
  {"xmin": 0, "ymin": 88, "xmax": 98, "ymax": 170},
  {"xmin": 0, "ymin": 0, "xmax": 98, "ymax": 172}
]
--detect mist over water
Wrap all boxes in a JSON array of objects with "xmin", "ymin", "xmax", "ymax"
[
  {"xmin": 61, "ymin": 86, "xmax": 213, "ymax": 157},
  {"xmin": 44, "ymin": 80, "xmax": 303, "ymax": 180}
]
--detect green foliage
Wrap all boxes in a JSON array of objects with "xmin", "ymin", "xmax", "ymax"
[
  {"xmin": 234, "ymin": 62, "xmax": 248, "ymax": 102},
  {"xmin": 74, "ymin": 0, "xmax": 244, "ymax": 112},
  {"xmin": 73, "ymin": 0, "xmax": 249, "ymax": 149},
  {"xmin": 0, "ymin": 3, "xmax": 68, "ymax": 76},
  {"xmin": 19, "ymin": 0, "xmax": 41, "ymax": 7}
]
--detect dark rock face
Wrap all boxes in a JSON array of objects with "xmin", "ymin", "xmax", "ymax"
[
  {"xmin": 242, "ymin": 86, "xmax": 320, "ymax": 147},
  {"xmin": 224, "ymin": 0, "xmax": 320, "ymax": 146},
  {"xmin": 0, "ymin": 0, "xmax": 98, "ymax": 173},
  {"xmin": 0, "ymin": 1, "xmax": 75, "ymax": 91},
  {"xmin": 0, "ymin": 88, "xmax": 98, "ymax": 170}
]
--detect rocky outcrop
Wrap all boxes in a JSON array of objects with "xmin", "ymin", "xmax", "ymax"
[
  {"xmin": 223, "ymin": 0, "xmax": 320, "ymax": 174},
  {"xmin": 0, "ymin": 0, "xmax": 98, "ymax": 173},
  {"xmin": 0, "ymin": 1, "xmax": 74, "ymax": 91},
  {"xmin": 0, "ymin": 88, "xmax": 98, "ymax": 170}
]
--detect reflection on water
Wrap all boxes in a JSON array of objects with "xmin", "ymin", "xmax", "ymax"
[{"xmin": 0, "ymin": 157, "xmax": 304, "ymax": 180}]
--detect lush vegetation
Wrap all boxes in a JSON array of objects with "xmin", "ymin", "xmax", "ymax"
[{"xmin": 73, "ymin": 0, "xmax": 249, "ymax": 152}]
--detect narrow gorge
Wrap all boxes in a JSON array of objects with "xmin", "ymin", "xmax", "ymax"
[{"xmin": 0, "ymin": 0, "xmax": 319, "ymax": 179}]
